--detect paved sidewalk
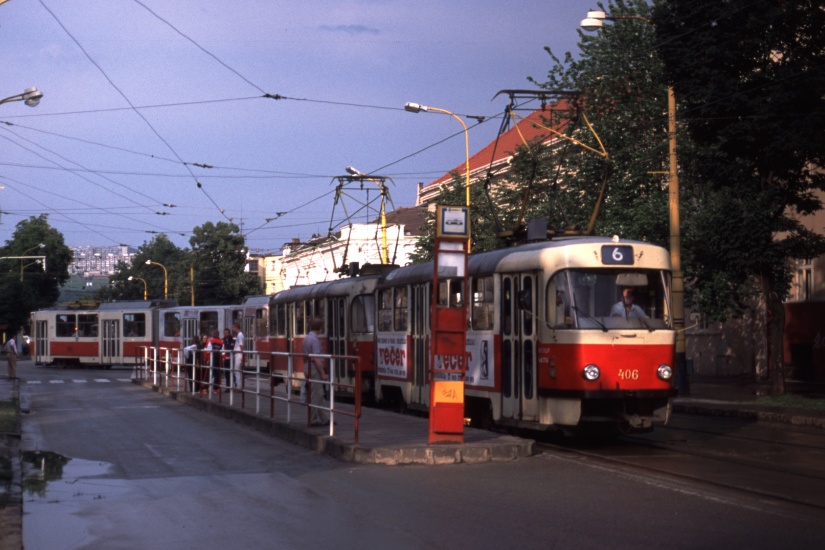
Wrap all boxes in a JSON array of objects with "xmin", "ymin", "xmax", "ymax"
[
  {"xmin": 673, "ymin": 374, "xmax": 825, "ymax": 429},
  {"xmin": 136, "ymin": 373, "xmax": 535, "ymax": 466}
]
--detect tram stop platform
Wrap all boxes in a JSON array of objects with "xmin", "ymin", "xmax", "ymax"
[{"xmin": 132, "ymin": 376, "xmax": 535, "ymax": 466}]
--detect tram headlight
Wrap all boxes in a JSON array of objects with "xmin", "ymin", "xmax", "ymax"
[
  {"xmin": 582, "ymin": 364, "xmax": 600, "ymax": 381},
  {"xmin": 657, "ymin": 364, "xmax": 673, "ymax": 381}
]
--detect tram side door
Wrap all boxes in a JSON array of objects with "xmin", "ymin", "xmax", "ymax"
[
  {"xmin": 101, "ymin": 317, "xmax": 120, "ymax": 365},
  {"xmin": 410, "ymin": 283, "xmax": 429, "ymax": 406},
  {"xmin": 182, "ymin": 317, "xmax": 199, "ymax": 348},
  {"xmin": 243, "ymin": 317, "xmax": 255, "ymax": 353},
  {"xmin": 500, "ymin": 273, "xmax": 539, "ymax": 421},
  {"xmin": 34, "ymin": 319, "xmax": 48, "ymax": 363},
  {"xmin": 327, "ymin": 297, "xmax": 347, "ymax": 386}
]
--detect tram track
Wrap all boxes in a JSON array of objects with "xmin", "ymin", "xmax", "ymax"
[{"xmin": 535, "ymin": 426, "xmax": 825, "ymax": 514}]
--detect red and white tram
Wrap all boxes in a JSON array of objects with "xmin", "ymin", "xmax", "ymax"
[
  {"xmin": 374, "ymin": 236, "xmax": 675, "ymax": 433},
  {"xmin": 269, "ymin": 268, "xmax": 387, "ymax": 398},
  {"xmin": 31, "ymin": 300, "xmax": 176, "ymax": 368}
]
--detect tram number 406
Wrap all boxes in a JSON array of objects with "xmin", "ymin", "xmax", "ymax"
[{"xmin": 618, "ymin": 369, "xmax": 640, "ymax": 380}]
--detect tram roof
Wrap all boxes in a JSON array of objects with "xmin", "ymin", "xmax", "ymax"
[
  {"xmin": 273, "ymin": 274, "xmax": 383, "ymax": 303},
  {"xmin": 97, "ymin": 299, "xmax": 178, "ymax": 310},
  {"xmin": 241, "ymin": 295, "xmax": 271, "ymax": 306},
  {"xmin": 380, "ymin": 236, "xmax": 665, "ymax": 286}
]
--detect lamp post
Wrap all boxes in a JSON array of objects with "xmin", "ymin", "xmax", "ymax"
[
  {"xmin": 128, "ymin": 276, "xmax": 148, "ymax": 300},
  {"xmin": 0, "ymin": 87, "xmax": 43, "ymax": 108},
  {"xmin": 580, "ymin": 9, "xmax": 688, "ymax": 395},
  {"xmin": 405, "ymin": 102, "xmax": 472, "ymax": 251},
  {"xmin": 404, "ymin": 102, "xmax": 471, "ymax": 210},
  {"xmin": 145, "ymin": 260, "xmax": 168, "ymax": 300},
  {"xmin": 19, "ymin": 243, "xmax": 46, "ymax": 281}
]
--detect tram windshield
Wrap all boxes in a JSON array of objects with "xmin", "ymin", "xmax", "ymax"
[{"xmin": 548, "ymin": 269, "xmax": 671, "ymax": 330}]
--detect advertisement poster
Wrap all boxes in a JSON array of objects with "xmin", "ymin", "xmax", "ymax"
[
  {"xmin": 465, "ymin": 335, "xmax": 494, "ymax": 388},
  {"xmin": 376, "ymin": 334, "xmax": 408, "ymax": 379}
]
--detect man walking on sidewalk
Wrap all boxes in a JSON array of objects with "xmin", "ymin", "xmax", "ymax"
[
  {"xmin": 303, "ymin": 318, "xmax": 330, "ymax": 426},
  {"xmin": 5, "ymin": 334, "xmax": 18, "ymax": 379},
  {"xmin": 231, "ymin": 323, "xmax": 244, "ymax": 391}
]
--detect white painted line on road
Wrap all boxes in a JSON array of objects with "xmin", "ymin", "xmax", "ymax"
[
  {"xmin": 93, "ymin": 379, "xmax": 111, "ymax": 383},
  {"xmin": 72, "ymin": 380, "xmax": 88, "ymax": 384},
  {"xmin": 26, "ymin": 380, "xmax": 42, "ymax": 384},
  {"xmin": 49, "ymin": 380, "xmax": 65, "ymax": 384}
]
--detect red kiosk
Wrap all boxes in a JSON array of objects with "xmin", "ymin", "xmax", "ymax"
[{"xmin": 429, "ymin": 205, "xmax": 470, "ymax": 444}]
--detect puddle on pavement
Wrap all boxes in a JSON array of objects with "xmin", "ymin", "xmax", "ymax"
[{"xmin": 22, "ymin": 451, "xmax": 129, "ymax": 549}]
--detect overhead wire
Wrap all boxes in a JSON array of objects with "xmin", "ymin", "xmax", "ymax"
[{"xmin": 38, "ymin": 0, "xmax": 233, "ymax": 223}]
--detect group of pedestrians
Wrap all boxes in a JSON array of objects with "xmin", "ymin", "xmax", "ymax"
[{"xmin": 188, "ymin": 323, "xmax": 244, "ymax": 394}]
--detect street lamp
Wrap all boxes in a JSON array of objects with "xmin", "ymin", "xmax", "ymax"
[
  {"xmin": 145, "ymin": 260, "xmax": 168, "ymax": 300},
  {"xmin": 404, "ymin": 102, "xmax": 471, "ymax": 210},
  {"xmin": 580, "ymin": 10, "xmax": 687, "ymax": 395},
  {"xmin": 0, "ymin": 87, "xmax": 43, "ymax": 108},
  {"xmin": 128, "ymin": 276, "xmax": 148, "ymax": 300},
  {"xmin": 346, "ymin": 166, "xmax": 390, "ymax": 264}
]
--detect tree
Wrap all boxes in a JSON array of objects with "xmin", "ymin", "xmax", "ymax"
[
  {"xmin": 98, "ymin": 234, "xmax": 187, "ymax": 303},
  {"xmin": 531, "ymin": 0, "xmax": 682, "ymax": 248},
  {"xmin": 189, "ymin": 221, "xmax": 262, "ymax": 305},
  {"xmin": 0, "ymin": 215, "xmax": 72, "ymax": 333},
  {"xmin": 654, "ymin": 0, "xmax": 825, "ymax": 394}
]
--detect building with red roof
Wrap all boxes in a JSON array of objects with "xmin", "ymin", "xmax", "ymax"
[{"xmin": 416, "ymin": 103, "xmax": 574, "ymax": 207}]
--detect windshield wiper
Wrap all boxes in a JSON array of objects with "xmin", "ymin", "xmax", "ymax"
[{"xmin": 571, "ymin": 305, "xmax": 608, "ymax": 332}]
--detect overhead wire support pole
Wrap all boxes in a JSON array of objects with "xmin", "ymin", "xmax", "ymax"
[{"xmin": 331, "ymin": 170, "xmax": 396, "ymax": 266}]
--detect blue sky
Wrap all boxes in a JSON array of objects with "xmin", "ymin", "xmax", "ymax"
[{"xmin": 1, "ymin": 0, "xmax": 589, "ymax": 252}]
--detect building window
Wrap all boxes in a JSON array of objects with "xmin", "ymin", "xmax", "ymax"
[{"xmin": 792, "ymin": 259, "xmax": 813, "ymax": 302}]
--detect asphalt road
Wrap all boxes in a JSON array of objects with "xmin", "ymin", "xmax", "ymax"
[{"xmin": 18, "ymin": 362, "xmax": 825, "ymax": 550}]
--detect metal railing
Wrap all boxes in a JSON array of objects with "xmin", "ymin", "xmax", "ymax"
[{"xmin": 135, "ymin": 346, "xmax": 362, "ymax": 444}]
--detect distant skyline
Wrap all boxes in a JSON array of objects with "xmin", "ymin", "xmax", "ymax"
[{"xmin": 1, "ymin": 1, "xmax": 590, "ymax": 251}]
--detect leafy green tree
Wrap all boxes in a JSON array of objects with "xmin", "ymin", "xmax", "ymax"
[
  {"xmin": 98, "ymin": 234, "xmax": 188, "ymax": 303},
  {"xmin": 654, "ymin": 0, "xmax": 825, "ymax": 394},
  {"xmin": 0, "ymin": 215, "xmax": 72, "ymax": 333},
  {"xmin": 190, "ymin": 221, "xmax": 262, "ymax": 305},
  {"xmin": 531, "ymin": 0, "xmax": 682, "ymax": 247}
]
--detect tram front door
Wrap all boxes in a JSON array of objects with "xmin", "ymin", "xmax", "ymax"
[{"xmin": 500, "ymin": 273, "xmax": 539, "ymax": 422}]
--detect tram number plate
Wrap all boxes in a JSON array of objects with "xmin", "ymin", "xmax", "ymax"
[
  {"xmin": 618, "ymin": 369, "xmax": 640, "ymax": 380},
  {"xmin": 602, "ymin": 245, "xmax": 634, "ymax": 265}
]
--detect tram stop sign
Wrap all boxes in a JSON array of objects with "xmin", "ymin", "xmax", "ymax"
[{"xmin": 429, "ymin": 206, "xmax": 470, "ymax": 444}]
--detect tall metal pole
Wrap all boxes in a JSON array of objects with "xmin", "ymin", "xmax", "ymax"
[{"xmin": 668, "ymin": 86, "xmax": 688, "ymax": 395}]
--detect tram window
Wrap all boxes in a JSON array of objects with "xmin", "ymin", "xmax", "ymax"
[
  {"xmin": 295, "ymin": 303, "xmax": 306, "ymax": 335},
  {"xmin": 378, "ymin": 289, "xmax": 393, "ymax": 332},
  {"xmin": 312, "ymin": 299, "xmax": 325, "ymax": 329},
  {"xmin": 199, "ymin": 311, "xmax": 218, "ymax": 336},
  {"xmin": 502, "ymin": 278, "xmax": 512, "ymax": 336},
  {"xmin": 548, "ymin": 272, "xmax": 572, "ymax": 328},
  {"xmin": 231, "ymin": 309, "xmax": 243, "ymax": 327},
  {"xmin": 520, "ymin": 276, "xmax": 534, "ymax": 337},
  {"xmin": 394, "ymin": 287, "xmax": 408, "ymax": 331},
  {"xmin": 123, "ymin": 313, "xmax": 146, "ymax": 337},
  {"xmin": 255, "ymin": 309, "xmax": 267, "ymax": 336},
  {"xmin": 437, "ymin": 279, "xmax": 464, "ymax": 308},
  {"xmin": 273, "ymin": 304, "xmax": 286, "ymax": 336},
  {"xmin": 472, "ymin": 276, "xmax": 494, "ymax": 330},
  {"xmin": 163, "ymin": 312, "xmax": 180, "ymax": 337},
  {"xmin": 351, "ymin": 295, "xmax": 375, "ymax": 334},
  {"xmin": 77, "ymin": 314, "xmax": 98, "ymax": 337},
  {"xmin": 56, "ymin": 314, "xmax": 76, "ymax": 337}
]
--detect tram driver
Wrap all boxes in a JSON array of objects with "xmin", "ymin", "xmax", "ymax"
[{"xmin": 610, "ymin": 287, "xmax": 648, "ymax": 319}]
